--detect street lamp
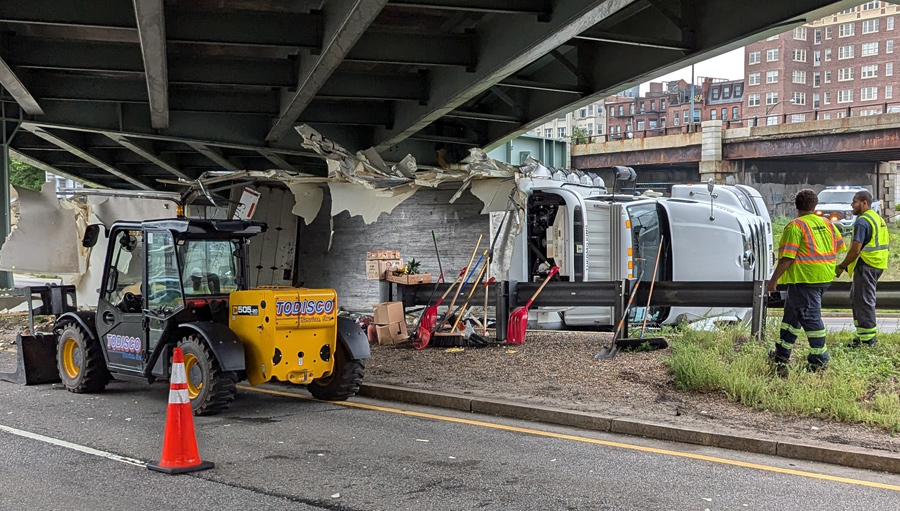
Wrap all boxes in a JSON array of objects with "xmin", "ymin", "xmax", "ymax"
[{"xmin": 755, "ymin": 98, "xmax": 796, "ymax": 126}]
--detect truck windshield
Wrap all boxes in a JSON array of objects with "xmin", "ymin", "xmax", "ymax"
[
  {"xmin": 626, "ymin": 203, "xmax": 663, "ymax": 282},
  {"xmin": 178, "ymin": 239, "xmax": 240, "ymax": 296},
  {"xmin": 817, "ymin": 190, "xmax": 856, "ymax": 204}
]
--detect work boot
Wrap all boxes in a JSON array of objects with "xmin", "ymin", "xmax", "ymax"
[
  {"xmin": 850, "ymin": 336, "xmax": 878, "ymax": 348},
  {"xmin": 768, "ymin": 350, "xmax": 789, "ymax": 378},
  {"xmin": 806, "ymin": 353, "xmax": 829, "ymax": 373}
]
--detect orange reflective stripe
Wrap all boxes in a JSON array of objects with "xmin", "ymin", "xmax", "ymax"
[
  {"xmin": 795, "ymin": 217, "xmax": 836, "ymax": 257},
  {"xmin": 794, "ymin": 254, "xmax": 837, "ymax": 263}
]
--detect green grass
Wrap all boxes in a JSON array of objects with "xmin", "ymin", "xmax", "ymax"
[
  {"xmin": 771, "ymin": 215, "xmax": 900, "ymax": 281},
  {"xmin": 666, "ymin": 322, "xmax": 900, "ymax": 433}
]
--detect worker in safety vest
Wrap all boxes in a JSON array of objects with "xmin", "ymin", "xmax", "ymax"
[
  {"xmin": 835, "ymin": 190, "xmax": 889, "ymax": 348},
  {"xmin": 767, "ymin": 189, "xmax": 844, "ymax": 374}
]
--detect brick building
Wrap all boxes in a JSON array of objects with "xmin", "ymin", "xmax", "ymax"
[{"xmin": 745, "ymin": 1, "xmax": 900, "ymax": 125}]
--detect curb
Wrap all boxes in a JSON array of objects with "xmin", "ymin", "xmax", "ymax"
[{"xmin": 358, "ymin": 383, "xmax": 900, "ymax": 475}]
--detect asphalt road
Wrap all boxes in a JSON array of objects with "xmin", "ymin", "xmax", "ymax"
[{"xmin": 1, "ymin": 380, "xmax": 899, "ymax": 510}]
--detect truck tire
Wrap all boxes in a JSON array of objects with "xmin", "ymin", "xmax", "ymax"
[
  {"xmin": 56, "ymin": 321, "xmax": 110, "ymax": 393},
  {"xmin": 178, "ymin": 335, "xmax": 238, "ymax": 416},
  {"xmin": 307, "ymin": 341, "xmax": 365, "ymax": 401}
]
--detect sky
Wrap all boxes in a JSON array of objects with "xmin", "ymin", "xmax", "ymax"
[{"xmin": 638, "ymin": 48, "xmax": 745, "ymax": 93}]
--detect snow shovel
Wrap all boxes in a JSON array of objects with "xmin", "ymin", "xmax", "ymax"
[
  {"xmin": 411, "ymin": 230, "xmax": 446, "ymax": 338},
  {"xmin": 413, "ymin": 267, "xmax": 467, "ymax": 350},
  {"xmin": 595, "ymin": 273, "xmax": 644, "ymax": 360},
  {"xmin": 506, "ymin": 266, "xmax": 559, "ymax": 345},
  {"xmin": 617, "ymin": 240, "xmax": 668, "ymax": 352}
]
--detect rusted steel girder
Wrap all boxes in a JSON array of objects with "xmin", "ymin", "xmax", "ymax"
[
  {"xmin": 724, "ymin": 128, "xmax": 900, "ymax": 160},
  {"xmin": 572, "ymin": 145, "xmax": 701, "ymax": 169}
]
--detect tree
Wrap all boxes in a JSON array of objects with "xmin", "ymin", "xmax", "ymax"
[
  {"xmin": 570, "ymin": 127, "xmax": 589, "ymax": 145},
  {"xmin": 9, "ymin": 159, "xmax": 46, "ymax": 191}
]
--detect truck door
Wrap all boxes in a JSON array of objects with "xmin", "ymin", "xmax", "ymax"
[
  {"xmin": 144, "ymin": 230, "xmax": 185, "ymax": 377},
  {"xmin": 97, "ymin": 228, "xmax": 147, "ymax": 374}
]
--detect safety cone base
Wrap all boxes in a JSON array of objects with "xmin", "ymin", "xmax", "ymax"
[{"xmin": 147, "ymin": 459, "xmax": 214, "ymax": 475}]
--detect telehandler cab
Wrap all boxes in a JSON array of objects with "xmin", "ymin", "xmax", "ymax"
[{"xmin": 54, "ymin": 218, "xmax": 369, "ymax": 415}]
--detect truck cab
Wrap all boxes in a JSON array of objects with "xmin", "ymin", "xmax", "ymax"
[
  {"xmin": 511, "ymin": 174, "xmax": 773, "ymax": 328},
  {"xmin": 816, "ymin": 186, "xmax": 879, "ymax": 234}
]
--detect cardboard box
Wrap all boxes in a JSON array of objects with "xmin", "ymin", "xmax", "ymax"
[
  {"xmin": 366, "ymin": 250, "xmax": 401, "ymax": 260},
  {"xmin": 375, "ymin": 321, "xmax": 409, "ymax": 345},
  {"xmin": 365, "ymin": 260, "xmax": 381, "ymax": 280},
  {"xmin": 377, "ymin": 259, "xmax": 403, "ymax": 279},
  {"xmin": 385, "ymin": 273, "xmax": 432, "ymax": 285},
  {"xmin": 373, "ymin": 301, "xmax": 405, "ymax": 325}
]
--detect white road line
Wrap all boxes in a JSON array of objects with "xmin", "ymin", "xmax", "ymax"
[{"xmin": 0, "ymin": 424, "xmax": 146, "ymax": 468}]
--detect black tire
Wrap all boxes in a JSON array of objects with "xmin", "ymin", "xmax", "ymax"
[
  {"xmin": 177, "ymin": 335, "xmax": 238, "ymax": 416},
  {"xmin": 56, "ymin": 321, "xmax": 110, "ymax": 393},
  {"xmin": 307, "ymin": 341, "xmax": 365, "ymax": 401}
]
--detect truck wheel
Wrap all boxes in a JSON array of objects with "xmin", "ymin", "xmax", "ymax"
[
  {"xmin": 56, "ymin": 322, "xmax": 110, "ymax": 393},
  {"xmin": 307, "ymin": 341, "xmax": 365, "ymax": 401},
  {"xmin": 177, "ymin": 335, "xmax": 238, "ymax": 416}
]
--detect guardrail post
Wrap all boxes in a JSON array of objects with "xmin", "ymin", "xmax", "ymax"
[
  {"xmin": 750, "ymin": 280, "xmax": 766, "ymax": 341},
  {"xmin": 496, "ymin": 280, "xmax": 512, "ymax": 342},
  {"xmin": 614, "ymin": 280, "xmax": 626, "ymax": 341}
]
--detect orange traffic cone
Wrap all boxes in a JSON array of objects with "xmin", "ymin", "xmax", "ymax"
[{"xmin": 147, "ymin": 347, "xmax": 214, "ymax": 474}]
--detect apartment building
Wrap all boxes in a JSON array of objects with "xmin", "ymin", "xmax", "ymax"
[
  {"xmin": 745, "ymin": 1, "xmax": 900, "ymax": 125},
  {"xmin": 530, "ymin": 100, "xmax": 606, "ymax": 140}
]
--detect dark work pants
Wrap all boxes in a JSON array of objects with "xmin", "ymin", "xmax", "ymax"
[
  {"xmin": 851, "ymin": 261, "xmax": 883, "ymax": 342},
  {"xmin": 775, "ymin": 283, "xmax": 830, "ymax": 367}
]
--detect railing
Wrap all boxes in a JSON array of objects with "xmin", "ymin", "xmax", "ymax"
[{"xmin": 572, "ymin": 102, "xmax": 900, "ymax": 145}]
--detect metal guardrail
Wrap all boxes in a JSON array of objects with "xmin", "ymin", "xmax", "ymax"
[{"xmin": 394, "ymin": 280, "xmax": 900, "ymax": 343}]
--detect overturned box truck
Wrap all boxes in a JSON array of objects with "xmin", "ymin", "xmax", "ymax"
[{"xmin": 505, "ymin": 165, "xmax": 773, "ymax": 329}]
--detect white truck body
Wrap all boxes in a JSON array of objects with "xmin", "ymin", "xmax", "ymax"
[{"xmin": 508, "ymin": 176, "xmax": 773, "ymax": 328}]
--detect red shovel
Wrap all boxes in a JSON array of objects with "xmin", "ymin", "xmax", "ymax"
[
  {"xmin": 413, "ymin": 268, "xmax": 467, "ymax": 350},
  {"xmin": 506, "ymin": 266, "xmax": 559, "ymax": 345}
]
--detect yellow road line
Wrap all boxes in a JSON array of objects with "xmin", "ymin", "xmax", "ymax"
[{"xmin": 238, "ymin": 385, "xmax": 900, "ymax": 492}]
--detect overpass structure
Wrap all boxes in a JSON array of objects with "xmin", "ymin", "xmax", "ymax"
[{"xmin": 571, "ymin": 114, "xmax": 900, "ymax": 216}]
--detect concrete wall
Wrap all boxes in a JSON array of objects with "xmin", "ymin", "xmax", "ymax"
[{"xmin": 296, "ymin": 183, "xmax": 491, "ymax": 312}]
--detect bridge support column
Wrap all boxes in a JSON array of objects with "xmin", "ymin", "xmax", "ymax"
[
  {"xmin": 0, "ymin": 113, "xmax": 16, "ymax": 290},
  {"xmin": 698, "ymin": 120, "xmax": 740, "ymax": 184},
  {"xmin": 877, "ymin": 161, "xmax": 897, "ymax": 221}
]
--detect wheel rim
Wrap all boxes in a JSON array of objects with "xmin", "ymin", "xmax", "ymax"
[
  {"xmin": 183, "ymin": 352, "xmax": 203, "ymax": 398},
  {"xmin": 61, "ymin": 336, "xmax": 82, "ymax": 379}
]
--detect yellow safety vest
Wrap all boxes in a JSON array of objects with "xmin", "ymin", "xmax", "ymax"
[
  {"xmin": 778, "ymin": 214, "xmax": 842, "ymax": 284},
  {"xmin": 850, "ymin": 208, "xmax": 889, "ymax": 273}
]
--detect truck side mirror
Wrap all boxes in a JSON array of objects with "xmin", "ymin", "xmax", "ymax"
[{"xmin": 82, "ymin": 224, "xmax": 101, "ymax": 248}]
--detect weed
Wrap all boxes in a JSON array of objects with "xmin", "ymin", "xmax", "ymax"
[{"xmin": 665, "ymin": 322, "xmax": 900, "ymax": 432}]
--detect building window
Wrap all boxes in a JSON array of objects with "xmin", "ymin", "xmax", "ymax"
[
  {"xmin": 673, "ymin": 115, "xmax": 680, "ymax": 126},
  {"xmin": 792, "ymin": 70, "xmax": 807, "ymax": 84},
  {"xmin": 793, "ymin": 48, "xmax": 807, "ymax": 62},
  {"xmin": 889, "ymin": 17, "xmax": 895, "ymax": 30},
  {"xmin": 861, "ymin": 42, "xmax": 878, "ymax": 56},
  {"xmin": 839, "ymin": 22, "xmax": 855, "ymax": 37},
  {"xmin": 839, "ymin": 67, "xmax": 854, "ymax": 81},
  {"xmin": 766, "ymin": 70, "xmax": 779, "ymax": 83},
  {"xmin": 545, "ymin": 128, "xmax": 552, "ymax": 137},
  {"xmin": 792, "ymin": 92, "xmax": 806, "ymax": 105},
  {"xmin": 813, "ymin": 72, "xmax": 821, "ymax": 87},
  {"xmin": 732, "ymin": 106, "xmax": 739, "ymax": 120},
  {"xmin": 660, "ymin": 99, "xmax": 666, "ymax": 109},
  {"xmin": 748, "ymin": 72, "xmax": 761, "ymax": 85},
  {"xmin": 863, "ymin": 19, "xmax": 879, "ymax": 34},
  {"xmin": 660, "ymin": 118, "xmax": 665, "ymax": 128},
  {"xmin": 861, "ymin": 64, "xmax": 878, "ymax": 78},
  {"xmin": 838, "ymin": 89, "xmax": 854, "ymax": 103},
  {"xmin": 825, "ymin": 26, "xmax": 833, "ymax": 39},
  {"xmin": 766, "ymin": 48, "xmax": 779, "ymax": 62},
  {"xmin": 793, "ymin": 27, "xmax": 808, "ymax": 40},
  {"xmin": 860, "ymin": 87, "xmax": 878, "ymax": 101},
  {"xmin": 683, "ymin": 110, "xmax": 689, "ymax": 122},
  {"xmin": 579, "ymin": 108, "xmax": 587, "ymax": 117},
  {"xmin": 766, "ymin": 35, "xmax": 780, "ymax": 41},
  {"xmin": 710, "ymin": 109, "xmax": 717, "ymax": 120},
  {"xmin": 825, "ymin": 70, "xmax": 832, "ymax": 83},
  {"xmin": 748, "ymin": 94, "xmax": 760, "ymax": 107},
  {"xmin": 637, "ymin": 120, "xmax": 645, "ymax": 130},
  {"xmin": 629, "ymin": 104, "xmax": 635, "ymax": 115},
  {"xmin": 609, "ymin": 126, "xmax": 615, "ymax": 135},
  {"xmin": 887, "ymin": 85, "xmax": 893, "ymax": 99},
  {"xmin": 838, "ymin": 45, "xmax": 854, "ymax": 59},
  {"xmin": 650, "ymin": 100, "xmax": 656, "ymax": 111},
  {"xmin": 587, "ymin": 124, "xmax": 594, "ymax": 135},
  {"xmin": 588, "ymin": 104, "xmax": 594, "ymax": 116},
  {"xmin": 825, "ymin": 48, "xmax": 832, "ymax": 61},
  {"xmin": 712, "ymin": 88, "xmax": 720, "ymax": 100},
  {"xmin": 814, "ymin": 50, "xmax": 821, "ymax": 66},
  {"xmin": 791, "ymin": 114, "xmax": 807, "ymax": 123},
  {"xmin": 723, "ymin": 86, "xmax": 731, "ymax": 98},
  {"xmin": 721, "ymin": 108, "xmax": 728, "ymax": 120},
  {"xmin": 766, "ymin": 116, "xmax": 778, "ymax": 126},
  {"xmin": 766, "ymin": 92, "xmax": 778, "ymax": 105},
  {"xmin": 888, "ymin": 40, "xmax": 894, "ymax": 53},
  {"xmin": 692, "ymin": 109, "xmax": 700, "ymax": 122},
  {"xmin": 861, "ymin": 1, "xmax": 879, "ymax": 11},
  {"xmin": 610, "ymin": 106, "xmax": 615, "ymax": 117},
  {"xmin": 824, "ymin": 92, "xmax": 831, "ymax": 104},
  {"xmin": 618, "ymin": 105, "xmax": 624, "ymax": 116},
  {"xmin": 888, "ymin": 62, "xmax": 894, "ymax": 76},
  {"xmin": 639, "ymin": 102, "xmax": 645, "ymax": 113},
  {"xmin": 558, "ymin": 127, "xmax": 566, "ymax": 137},
  {"xmin": 649, "ymin": 120, "xmax": 657, "ymax": 129},
  {"xmin": 733, "ymin": 84, "xmax": 742, "ymax": 96},
  {"xmin": 748, "ymin": 51, "xmax": 761, "ymax": 64},
  {"xmin": 814, "ymin": 28, "xmax": 822, "ymax": 44},
  {"xmin": 813, "ymin": 93, "xmax": 821, "ymax": 109}
]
